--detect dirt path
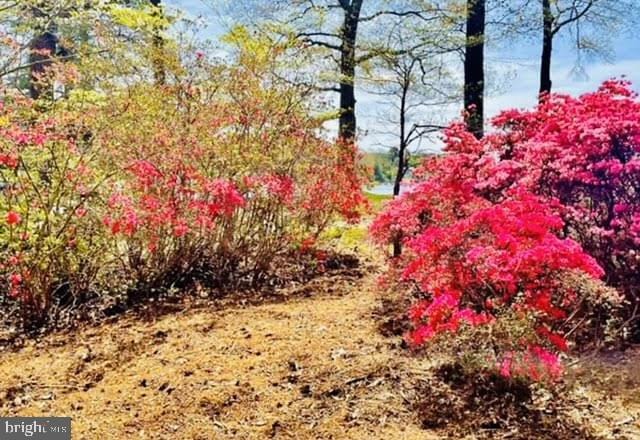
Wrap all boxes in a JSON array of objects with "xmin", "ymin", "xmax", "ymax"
[
  {"xmin": 0, "ymin": 267, "xmax": 434, "ymax": 439},
  {"xmin": 0, "ymin": 263, "xmax": 639, "ymax": 439}
]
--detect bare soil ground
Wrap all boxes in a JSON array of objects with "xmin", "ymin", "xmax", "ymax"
[{"xmin": 0, "ymin": 259, "xmax": 639, "ymax": 439}]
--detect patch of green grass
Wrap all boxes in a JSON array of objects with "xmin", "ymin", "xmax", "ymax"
[
  {"xmin": 340, "ymin": 225, "xmax": 368, "ymax": 247},
  {"xmin": 364, "ymin": 191, "xmax": 392, "ymax": 212},
  {"xmin": 320, "ymin": 222, "xmax": 369, "ymax": 250},
  {"xmin": 318, "ymin": 191, "xmax": 392, "ymax": 253}
]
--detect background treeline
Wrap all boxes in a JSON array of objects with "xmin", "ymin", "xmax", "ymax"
[{"xmin": 2, "ymin": 1, "xmax": 639, "ymax": 196}]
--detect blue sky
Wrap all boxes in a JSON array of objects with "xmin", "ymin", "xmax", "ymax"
[{"xmin": 164, "ymin": 0, "xmax": 640, "ymax": 151}]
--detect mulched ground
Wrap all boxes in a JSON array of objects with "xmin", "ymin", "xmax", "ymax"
[{"xmin": 0, "ymin": 257, "xmax": 638, "ymax": 439}]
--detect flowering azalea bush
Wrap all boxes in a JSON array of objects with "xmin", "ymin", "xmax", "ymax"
[
  {"xmin": 93, "ymin": 74, "xmax": 366, "ymax": 292},
  {"xmin": 0, "ymin": 37, "xmax": 366, "ymax": 325},
  {"xmin": 103, "ymin": 159, "xmax": 247, "ymax": 291},
  {"xmin": 372, "ymin": 82, "xmax": 634, "ymax": 382},
  {"xmin": 482, "ymin": 80, "xmax": 640, "ymax": 307},
  {"xmin": 0, "ymin": 95, "xmax": 110, "ymax": 321},
  {"xmin": 379, "ymin": 188, "xmax": 617, "ymax": 381}
]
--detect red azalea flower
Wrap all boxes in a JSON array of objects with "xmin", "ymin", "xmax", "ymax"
[
  {"xmin": 6, "ymin": 211, "xmax": 21, "ymax": 226},
  {"xmin": 9, "ymin": 273, "xmax": 22, "ymax": 285}
]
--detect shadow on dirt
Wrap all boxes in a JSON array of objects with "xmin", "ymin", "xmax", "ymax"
[
  {"xmin": 1, "ymin": 251, "xmax": 365, "ymax": 349},
  {"xmin": 412, "ymin": 362, "xmax": 601, "ymax": 440}
]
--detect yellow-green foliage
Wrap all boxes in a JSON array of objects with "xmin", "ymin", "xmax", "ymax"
[{"xmin": 108, "ymin": 5, "xmax": 169, "ymax": 32}]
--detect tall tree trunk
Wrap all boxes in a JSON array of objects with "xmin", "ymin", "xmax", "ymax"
[
  {"xmin": 29, "ymin": 29, "xmax": 57, "ymax": 100},
  {"xmin": 392, "ymin": 79, "xmax": 409, "ymax": 257},
  {"xmin": 338, "ymin": 0, "xmax": 363, "ymax": 143},
  {"xmin": 393, "ymin": 75, "xmax": 409, "ymax": 199},
  {"xmin": 539, "ymin": 0, "xmax": 553, "ymax": 100},
  {"xmin": 150, "ymin": 0, "xmax": 166, "ymax": 85},
  {"xmin": 464, "ymin": 0, "xmax": 485, "ymax": 139}
]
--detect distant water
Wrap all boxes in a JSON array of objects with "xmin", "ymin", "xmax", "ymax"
[{"xmin": 365, "ymin": 182, "xmax": 410, "ymax": 196}]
